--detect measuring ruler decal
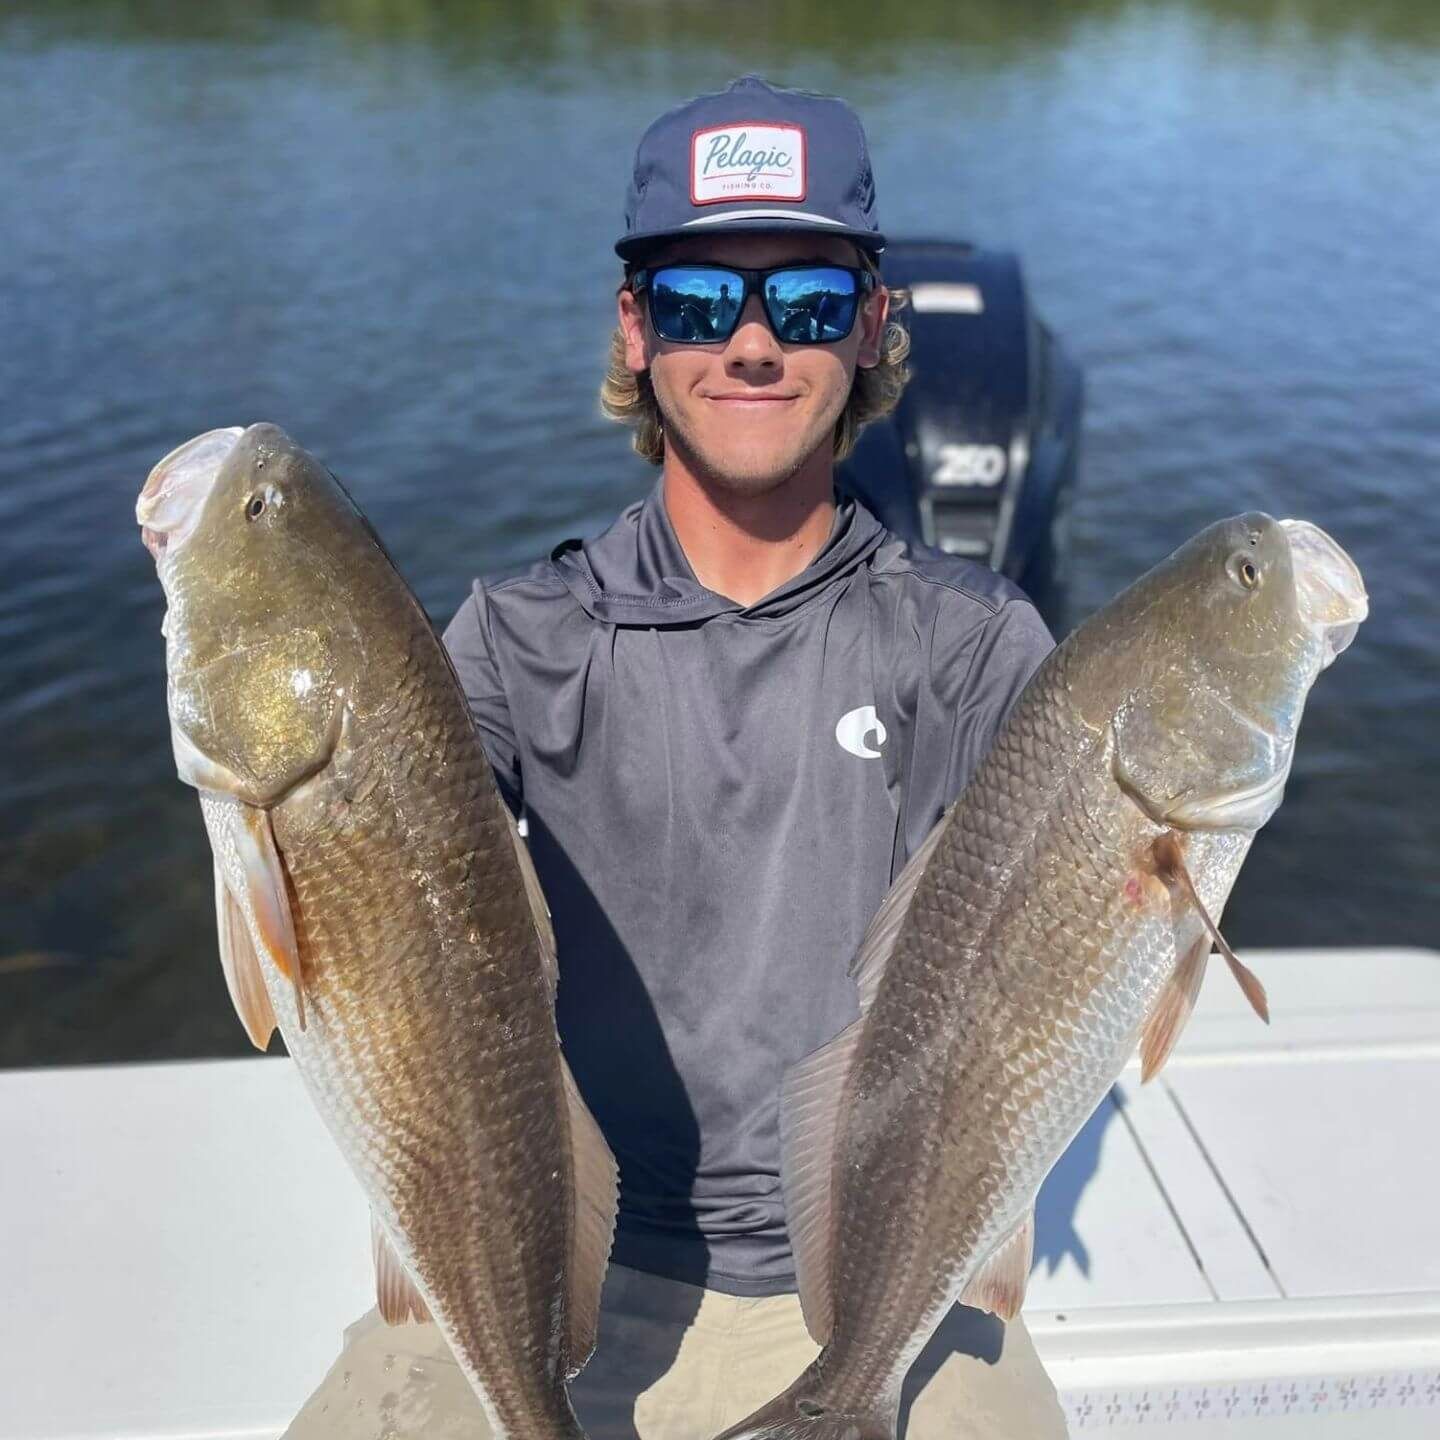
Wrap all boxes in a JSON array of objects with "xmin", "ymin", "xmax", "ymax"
[{"xmin": 1064, "ymin": 1370, "xmax": 1440, "ymax": 1428}]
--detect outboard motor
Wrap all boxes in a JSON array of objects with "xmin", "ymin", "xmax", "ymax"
[{"xmin": 838, "ymin": 240, "xmax": 1083, "ymax": 631}]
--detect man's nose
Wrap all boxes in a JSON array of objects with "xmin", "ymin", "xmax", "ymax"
[{"xmin": 724, "ymin": 295, "xmax": 781, "ymax": 372}]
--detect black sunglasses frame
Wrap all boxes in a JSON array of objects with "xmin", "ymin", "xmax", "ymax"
[{"xmin": 630, "ymin": 263, "xmax": 878, "ymax": 346}]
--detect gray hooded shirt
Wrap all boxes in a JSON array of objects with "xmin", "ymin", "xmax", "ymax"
[{"xmin": 442, "ymin": 482, "xmax": 1052, "ymax": 1297}]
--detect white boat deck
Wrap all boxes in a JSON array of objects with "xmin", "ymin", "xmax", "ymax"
[
  {"xmin": 4, "ymin": 947, "xmax": 1438, "ymax": 1437},
  {"xmin": 1026, "ymin": 947, "xmax": 1440, "ymax": 1433}
]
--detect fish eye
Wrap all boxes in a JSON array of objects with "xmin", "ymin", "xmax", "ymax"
[
  {"xmin": 246, "ymin": 494, "xmax": 266, "ymax": 520},
  {"xmin": 1229, "ymin": 552, "xmax": 1261, "ymax": 590}
]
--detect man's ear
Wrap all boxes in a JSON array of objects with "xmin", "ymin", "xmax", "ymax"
[
  {"xmin": 618, "ymin": 286, "xmax": 650, "ymax": 375},
  {"xmin": 856, "ymin": 285, "xmax": 890, "ymax": 370}
]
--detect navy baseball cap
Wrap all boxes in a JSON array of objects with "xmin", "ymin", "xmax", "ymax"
[{"xmin": 616, "ymin": 76, "xmax": 885, "ymax": 263}]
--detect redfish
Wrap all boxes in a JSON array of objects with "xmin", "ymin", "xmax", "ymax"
[
  {"xmin": 138, "ymin": 423, "xmax": 616, "ymax": 1439},
  {"xmin": 721, "ymin": 514, "xmax": 1366, "ymax": 1440}
]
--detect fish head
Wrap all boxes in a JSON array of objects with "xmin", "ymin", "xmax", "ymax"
[
  {"xmin": 1101, "ymin": 512, "xmax": 1367, "ymax": 833},
  {"xmin": 137, "ymin": 423, "xmax": 373, "ymax": 806}
]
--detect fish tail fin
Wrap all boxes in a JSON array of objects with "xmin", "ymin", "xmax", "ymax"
[{"xmin": 714, "ymin": 1364, "xmax": 894, "ymax": 1440}]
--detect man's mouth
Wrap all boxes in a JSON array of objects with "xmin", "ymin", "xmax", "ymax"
[{"xmin": 703, "ymin": 393, "xmax": 801, "ymax": 407}]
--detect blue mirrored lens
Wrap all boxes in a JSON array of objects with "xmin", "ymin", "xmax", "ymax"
[
  {"xmin": 649, "ymin": 267, "xmax": 746, "ymax": 342},
  {"xmin": 764, "ymin": 267, "xmax": 860, "ymax": 344}
]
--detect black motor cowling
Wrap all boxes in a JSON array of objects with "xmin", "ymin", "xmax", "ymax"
[{"xmin": 838, "ymin": 240, "xmax": 1083, "ymax": 632}]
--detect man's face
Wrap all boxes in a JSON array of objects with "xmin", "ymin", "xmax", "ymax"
[{"xmin": 617, "ymin": 232, "xmax": 890, "ymax": 496}]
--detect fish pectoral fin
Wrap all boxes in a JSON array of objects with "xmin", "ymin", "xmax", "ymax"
[
  {"xmin": 371, "ymin": 1214, "xmax": 431, "ymax": 1325},
  {"xmin": 1140, "ymin": 931, "xmax": 1210, "ymax": 1082},
  {"xmin": 960, "ymin": 1210, "xmax": 1034, "ymax": 1322},
  {"xmin": 561, "ymin": 1056, "xmax": 618, "ymax": 1378},
  {"xmin": 214, "ymin": 862, "xmax": 277, "ymax": 1051},
  {"xmin": 234, "ymin": 803, "xmax": 307, "ymax": 1032},
  {"xmin": 1222, "ymin": 948, "xmax": 1270, "ymax": 1025},
  {"xmin": 1152, "ymin": 833, "xmax": 1270, "ymax": 1026},
  {"xmin": 779, "ymin": 1017, "xmax": 865, "ymax": 1346},
  {"xmin": 507, "ymin": 808, "xmax": 557, "ymax": 999}
]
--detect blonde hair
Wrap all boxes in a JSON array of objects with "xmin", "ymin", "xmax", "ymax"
[{"xmin": 599, "ymin": 253, "xmax": 911, "ymax": 465}]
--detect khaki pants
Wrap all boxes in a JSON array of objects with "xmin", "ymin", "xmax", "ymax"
[{"xmin": 283, "ymin": 1263, "xmax": 1067, "ymax": 1439}]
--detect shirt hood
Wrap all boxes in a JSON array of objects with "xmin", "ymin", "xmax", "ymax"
[{"xmin": 551, "ymin": 479, "xmax": 888, "ymax": 626}]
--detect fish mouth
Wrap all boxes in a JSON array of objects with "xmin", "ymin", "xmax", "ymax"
[
  {"xmin": 1279, "ymin": 519, "xmax": 1368, "ymax": 668},
  {"xmin": 136, "ymin": 427, "xmax": 245, "ymax": 562}
]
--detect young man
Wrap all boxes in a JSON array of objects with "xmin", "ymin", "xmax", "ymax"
[{"xmin": 285, "ymin": 77, "xmax": 1067, "ymax": 1439}]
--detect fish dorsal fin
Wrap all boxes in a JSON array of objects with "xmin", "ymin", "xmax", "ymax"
[
  {"xmin": 371, "ymin": 1214, "xmax": 431, "ymax": 1325},
  {"xmin": 1140, "ymin": 931, "xmax": 1210, "ymax": 1082},
  {"xmin": 214, "ymin": 862, "xmax": 277, "ymax": 1051},
  {"xmin": 507, "ymin": 810, "xmax": 557, "ymax": 999},
  {"xmin": 960, "ymin": 1210, "xmax": 1034, "ymax": 1321},
  {"xmin": 779, "ymin": 1017, "xmax": 865, "ymax": 1345},
  {"xmin": 502, "ymin": 807, "xmax": 612, "ymax": 1374},
  {"xmin": 560, "ymin": 1056, "xmax": 618, "ymax": 1377},
  {"xmin": 849, "ymin": 811, "xmax": 950, "ymax": 1015}
]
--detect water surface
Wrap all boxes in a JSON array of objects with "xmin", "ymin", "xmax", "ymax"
[{"xmin": 3, "ymin": 0, "xmax": 1437, "ymax": 1065}]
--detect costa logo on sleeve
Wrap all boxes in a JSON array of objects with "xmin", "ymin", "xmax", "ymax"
[{"xmin": 690, "ymin": 123, "xmax": 806, "ymax": 205}]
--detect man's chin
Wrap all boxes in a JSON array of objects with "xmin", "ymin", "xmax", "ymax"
[
  {"xmin": 678, "ymin": 436, "xmax": 821, "ymax": 497},
  {"xmin": 694, "ymin": 464, "xmax": 800, "ymax": 499},
  {"xmin": 654, "ymin": 396, "xmax": 840, "ymax": 496}
]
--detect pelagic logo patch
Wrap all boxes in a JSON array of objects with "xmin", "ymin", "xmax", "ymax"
[{"xmin": 691, "ymin": 123, "xmax": 806, "ymax": 206}]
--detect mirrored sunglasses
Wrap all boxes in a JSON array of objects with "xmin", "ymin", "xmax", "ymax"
[{"xmin": 631, "ymin": 263, "xmax": 876, "ymax": 346}]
